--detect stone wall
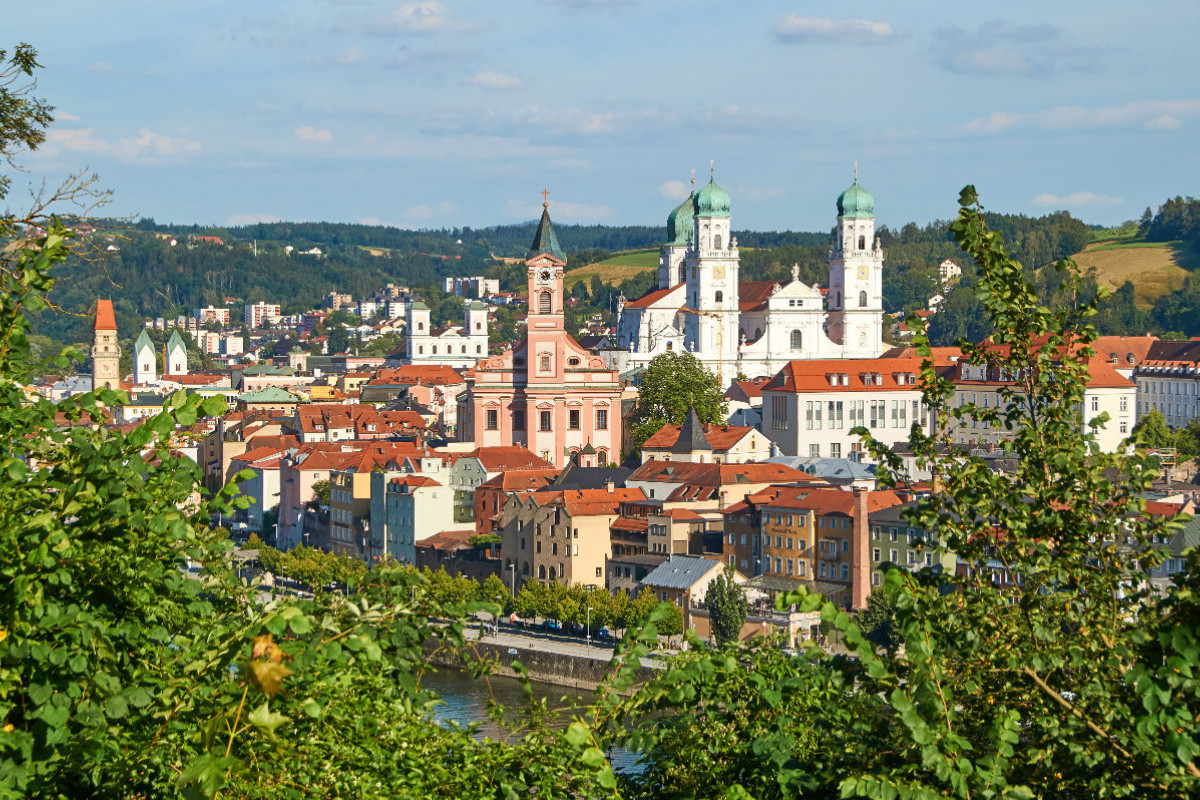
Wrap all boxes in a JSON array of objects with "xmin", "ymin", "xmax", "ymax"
[{"xmin": 424, "ymin": 638, "xmax": 655, "ymax": 692}]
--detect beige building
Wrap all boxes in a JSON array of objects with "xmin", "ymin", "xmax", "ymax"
[
  {"xmin": 640, "ymin": 407, "xmax": 772, "ymax": 464},
  {"xmin": 501, "ymin": 486, "xmax": 645, "ymax": 590}
]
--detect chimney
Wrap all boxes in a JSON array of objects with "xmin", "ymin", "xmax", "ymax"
[
  {"xmin": 851, "ymin": 486, "xmax": 870, "ymax": 611},
  {"xmin": 605, "ymin": 480, "xmax": 614, "ymax": 493}
]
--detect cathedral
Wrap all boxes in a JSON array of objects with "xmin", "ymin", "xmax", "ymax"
[{"xmin": 612, "ymin": 175, "xmax": 885, "ymax": 382}]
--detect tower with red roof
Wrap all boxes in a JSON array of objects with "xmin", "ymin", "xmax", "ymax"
[{"xmin": 92, "ymin": 299, "xmax": 122, "ymax": 391}]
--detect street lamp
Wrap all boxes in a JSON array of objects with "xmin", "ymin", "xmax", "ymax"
[
  {"xmin": 507, "ymin": 563, "xmax": 516, "ymax": 598},
  {"xmin": 586, "ymin": 605, "xmax": 592, "ymax": 656}
]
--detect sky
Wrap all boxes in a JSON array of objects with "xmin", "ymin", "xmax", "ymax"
[{"xmin": 8, "ymin": 1, "xmax": 1200, "ymax": 233}]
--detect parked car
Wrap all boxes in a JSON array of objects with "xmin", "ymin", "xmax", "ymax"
[{"xmin": 540, "ymin": 619, "xmax": 562, "ymax": 631}]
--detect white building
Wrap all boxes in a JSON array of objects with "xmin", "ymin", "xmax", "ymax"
[
  {"xmin": 403, "ymin": 299, "xmax": 489, "ymax": 369},
  {"xmin": 938, "ymin": 259, "xmax": 962, "ymax": 284},
  {"xmin": 613, "ymin": 175, "xmax": 885, "ymax": 384},
  {"xmin": 244, "ymin": 302, "xmax": 282, "ymax": 329},
  {"xmin": 760, "ymin": 358, "xmax": 927, "ymax": 460},
  {"xmin": 1135, "ymin": 339, "xmax": 1200, "ymax": 429},
  {"xmin": 445, "ymin": 276, "xmax": 501, "ymax": 299},
  {"xmin": 369, "ymin": 473, "xmax": 457, "ymax": 565},
  {"xmin": 194, "ymin": 305, "xmax": 231, "ymax": 325}
]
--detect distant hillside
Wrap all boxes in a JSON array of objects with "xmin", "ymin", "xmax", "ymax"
[{"xmin": 1073, "ymin": 235, "xmax": 1197, "ymax": 308}]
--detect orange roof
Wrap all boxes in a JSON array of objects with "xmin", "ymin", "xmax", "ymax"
[
  {"xmin": 624, "ymin": 283, "xmax": 683, "ymax": 310},
  {"xmin": 738, "ymin": 280, "xmax": 780, "ymax": 312},
  {"xmin": 367, "ymin": 364, "xmax": 466, "ymax": 386},
  {"xmin": 415, "ymin": 529, "xmax": 475, "ymax": 552},
  {"xmin": 232, "ymin": 445, "xmax": 290, "ymax": 464},
  {"xmin": 468, "ymin": 446, "xmax": 553, "ymax": 472},
  {"xmin": 530, "ymin": 486, "xmax": 646, "ymax": 517},
  {"xmin": 641, "ymin": 422, "xmax": 757, "ymax": 452},
  {"xmin": 1092, "ymin": 336, "xmax": 1157, "ymax": 367},
  {"xmin": 764, "ymin": 358, "xmax": 926, "ymax": 394},
  {"xmin": 628, "ymin": 460, "xmax": 821, "ymax": 487},
  {"xmin": 479, "ymin": 469, "xmax": 559, "ymax": 491},
  {"xmin": 665, "ymin": 508, "xmax": 705, "ymax": 521},
  {"xmin": 94, "ymin": 299, "xmax": 117, "ymax": 331},
  {"xmin": 763, "ymin": 487, "xmax": 904, "ymax": 516},
  {"xmin": 727, "ymin": 377, "xmax": 770, "ymax": 399}
]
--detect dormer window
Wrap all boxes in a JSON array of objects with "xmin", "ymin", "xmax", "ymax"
[{"xmin": 827, "ymin": 374, "xmax": 837, "ymax": 387}]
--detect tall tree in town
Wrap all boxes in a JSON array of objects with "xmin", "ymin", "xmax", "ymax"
[
  {"xmin": 630, "ymin": 350, "xmax": 727, "ymax": 446},
  {"xmin": 704, "ymin": 565, "xmax": 748, "ymax": 648}
]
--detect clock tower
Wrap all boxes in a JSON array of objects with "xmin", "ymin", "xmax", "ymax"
[
  {"xmin": 526, "ymin": 197, "xmax": 566, "ymax": 334},
  {"xmin": 826, "ymin": 174, "xmax": 884, "ymax": 358}
]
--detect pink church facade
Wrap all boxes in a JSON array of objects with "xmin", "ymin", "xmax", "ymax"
[{"xmin": 459, "ymin": 203, "xmax": 623, "ymax": 467}]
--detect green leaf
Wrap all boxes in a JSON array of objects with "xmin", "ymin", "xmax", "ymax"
[
  {"xmin": 564, "ymin": 721, "xmax": 591, "ymax": 748},
  {"xmin": 247, "ymin": 700, "xmax": 291, "ymax": 743}
]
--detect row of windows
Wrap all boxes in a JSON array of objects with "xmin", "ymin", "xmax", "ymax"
[
  {"xmin": 486, "ymin": 408, "xmax": 608, "ymax": 432},
  {"xmin": 416, "ymin": 343, "xmax": 483, "ymax": 355},
  {"xmin": 1138, "ymin": 379, "xmax": 1200, "ymax": 396},
  {"xmin": 805, "ymin": 399, "xmax": 917, "ymax": 430}
]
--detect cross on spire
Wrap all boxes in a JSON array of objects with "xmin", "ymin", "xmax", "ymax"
[
  {"xmin": 853, "ymin": 161, "xmax": 858, "ymax": 183},
  {"xmin": 709, "ymin": 159, "xmax": 714, "ymax": 180},
  {"xmin": 540, "ymin": 188, "xmax": 550, "ymax": 207}
]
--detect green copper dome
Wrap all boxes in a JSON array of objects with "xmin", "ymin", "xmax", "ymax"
[
  {"xmin": 694, "ymin": 178, "xmax": 731, "ymax": 218},
  {"xmin": 666, "ymin": 193, "xmax": 695, "ymax": 245},
  {"xmin": 836, "ymin": 179, "xmax": 874, "ymax": 219}
]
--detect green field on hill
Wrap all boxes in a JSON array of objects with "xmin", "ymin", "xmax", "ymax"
[
  {"xmin": 1073, "ymin": 237, "xmax": 1198, "ymax": 308},
  {"xmin": 564, "ymin": 249, "xmax": 660, "ymax": 286}
]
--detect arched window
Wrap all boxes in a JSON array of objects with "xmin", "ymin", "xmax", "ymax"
[
  {"xmin": 418, "ymin": 322, "xmax": 424, "ymax": 331},
  {"xmin": 666, "ymin": 341, "xmax": 673, "ymax": 351},
  {"xmin": 539, "ymin": 292, "xmax": 552, "ymax": 314},
  {"xmin": 570, "ymin": 449, "xmax": 581, "ymax": 466},
  {"xmin": 715, "ymin": 291, "xmax": 723, "ymax": 304},
  {"xmin": 597, "ymin": 449, "xmax": 608, "ymax": 465},
  {"xmin": 475, "ymin": 322, "xmax": 481, "ymax": 330},
  {"xmin": 858, "ymin": 235, "xmax": 866, "ymax": 250},
  {"xmin": 714, "ymin": 234, "xmax": 722, "ymax": 249},
  {"xmin": 432, "ymin": 345, "xmax": 438, "ymax": 354},
  {"xmin": 859, "ymin": 291, "xmax": 868, "ymax": 308},
  {"xmin": 418, "ymin": 346, "xmax": 424, "ymax": 354},
  {"xmin": 790, "ymin": 330, "xmax": 802, "ymax": 350},
  {"xmin": 538, "ymin": 565, "xmax": 546, "ymax": 580},
  {"xmin": 678, "ymin": 264, "xmax": 685, "ymax": 285},
  {"xmin": 548, "ymin": 566, "xmax": 556, "ymax": 581},
  {"xmin": 476, "ymin": 345, "xmax": 482, "ymax": 354},
  {"xmin": 460, "ymin": 345, "xmax": 466, "ymax": 353}
]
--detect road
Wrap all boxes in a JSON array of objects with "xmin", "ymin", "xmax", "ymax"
[{"xmin": 463, "ymin": 620, "xmax": 668, "ymax": 670}]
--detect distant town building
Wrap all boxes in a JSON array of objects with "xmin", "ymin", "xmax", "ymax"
[
  {"xmin": 133, "ymin": 329, "xmax": 158, "ymax": 385},
  {"xmin": 244, "ymin": 302, "xmax": 282, "ymax": 329},
  {"xmin": 92, "ymin": 299, "xmax": 122, "ymax": 391},
  {"xmin": 193, "ymin": 305, "xmax": 231, "ymax": 325},
  {"xmin": 404, "ymin": 299, "xmax": 489, "ymax": 370},
  {"xmin": 938, "ymin": 259, "xmax": 962, "ymax": 284},
  {"xmin": 445, "ymin": 276, "xmax": 500, "ymax": 298},
  {"xmin": 1135, "ymin": 339, "xmax": 1200, "ymax": 429}
]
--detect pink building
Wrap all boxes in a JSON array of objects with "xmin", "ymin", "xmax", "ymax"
[{"xmin": 459, "ymin": 201, "xmax": 622, "ymax": 467}]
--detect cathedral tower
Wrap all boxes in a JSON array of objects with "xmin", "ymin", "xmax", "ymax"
[
  {"xmin": 166, "ymin": 330, "xmax": 188, "ymax": 376},
  {"xmin": 683, "ymin": 173, "xmax": 740, "ymax": 384},
  {"xmin": 92, "ymin": 300, "xmax": 121, "ymax": 391},
  {"xmin": 826, "ymin": 174, "xmax": 884, "ymax": 358}
]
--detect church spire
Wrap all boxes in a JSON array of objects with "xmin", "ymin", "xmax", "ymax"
[{"xmin": 526, "ymin": 191, "xmax": 566, "ymax": 262}]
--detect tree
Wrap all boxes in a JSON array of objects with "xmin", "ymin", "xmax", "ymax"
[
  {"xmin": 308, "ymin": 479, "xmax": 331, "ymax": 507},
  {"xmin": 855, "ymin": 587, "xmax": 903, "ymax": 656},
  {"xmin": 1133, "ymin": 409, "xmax": 1172, "ymax": 449},
  {"xmin": 704, "ymin": 566, "xmax": 747, "ymax": 647},
  {"xmin": 630, "ymin": 351, "xmax": 727, "ymax": 446}
]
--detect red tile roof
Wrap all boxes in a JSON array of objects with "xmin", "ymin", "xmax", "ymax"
[
  {"xmin": 641, "ymin": 423, "xmax": 757, "ymax": 452},
  {"xmin": 467, "ymin": 446, "xmax": 553, "ymax": 472},
  {"xmin": 628, "ymin": 460, "xmax": 821, "ymax": 487},
  {"xmin": 762, "ymin": 487, "xmax": 905, "ymax": 516},
  {"xmin": 623, "ymin": 283, "xmax": 683, "ymax": 310},
  {"xmin": 479, "ymin": 469, "xmax": 559, "ymax": 491},
  {"xmin": 738, "ymin": 280, "xmax": 781, "ymax": 312},
  {"xmin": 764, "ymin": 358, "xmax": 925, "ymax": 393},
  {"xmin": 94, "ymin": 299, "xmax": 117, "ymax": 331}
]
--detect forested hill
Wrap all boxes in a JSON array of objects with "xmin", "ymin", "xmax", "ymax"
[{"xmin": 29, "ymin": 207, "xmax": 1103, "ymax": 354}]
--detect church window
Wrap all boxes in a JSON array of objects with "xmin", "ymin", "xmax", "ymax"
[
  {"xmin": 539, "ymin": 410, "xmax": 552, "ymax": 432},
  {"xmin": 418, "ymin": 322, "xmax": 424, "ymax": 330},
  {"xmin": 666, "ymin": 341, "xmax": 673, "ymax": 351},
  {"xmin": 539, "ymin": 292, "xmax": 552, "ymax": 314},
  {"xmin": 858, "ymin": 235, "xmax": 866, "ymax": 250},
  {"xmin": 859, "ymin": 291, "xmax": 868, "ymax": 308},
  {"xmin": 418, "ymin": 346, "xmax": 424, "ymax": 354},
  {"xmin": 677, "ymin": 264, "xmax": 685, "ymax": 285},
  {"xmin": 475, "ymin": 322, "xmax": 481, "ymax": 330},
  {"xmin": 598, "ymin": 448, "xmax": 608, "ymax": 464},
  {"xmin": 790, "ymin": 330, "xmax": 802, "ymax": 350},
  {"xmin": 486, "ymin": 410, "xmax": 498, "ymax": 430},
  {"xmin": 540, "ymin": 354, "xmax": 551, "ymax": 372},
  {"xmin": 432, "ymin": 345, "xmax": 438, "ymax": 354},
  {"xmin": 476, "ymin": 345, "xmax": 482, "ymax": 354},
  {"xmin": 569, "ymin": 410, "xmax": 580, "ymax": 430},
  {"xmin": 715, "ymin": 291, "xmax": 723, "ymax": 304},
  {"xmin": 714, "ymin": 234, "xmax": 722, "ymax": 249},
  {"xmin": 596, "ymin": 409, "xmax": 608, "ymax": 430}
]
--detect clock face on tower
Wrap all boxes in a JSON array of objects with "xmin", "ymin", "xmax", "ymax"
[
  {"xmin": 857, "ymin": 266, "xmax": 869, "ymax": 280},
  {"xmin": 537, "ymin": 268, "xmax": 553, "ymax": 286},
  {"xmin": 713, "ymin": 266, "xmax": 725, "ymax": 279}
]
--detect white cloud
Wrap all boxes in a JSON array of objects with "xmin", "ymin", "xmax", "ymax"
[
  {"xmin": 1145, "ymin": 113, "xmax": 1183, "ymax": 131},
  {"xmin": 375, "ymin": 2, "xmax": 486, "ymax": 33},
  {"xmin": 88, "ymin": 61, "xmax": 117, "ymax": 74},
  {"xmin": 56, "ymin": 111, "xmax": 81, "ymax": 122},
  {"xmin": 359, "ymin": 216, "xmax": 384, "ymax": 226},
  {"xmin": 774, "ymin": 16, "xmax": 899, "ymax": 43},
  {"xmin": 333, "ymin": 44, "xmax": 365, "ymax": 64},
  {"xmin": 469, "ymin": 71, "xmax": 524, "ymax": 90},
  {"xmin": 116, "ymin": 129, "xmax": 202, "ymax": 158},
  {"xmin": 1032, "ymin": 192, "xmax": 1124, "ymax": 208},
  {"xmin": 226, "ymin": 213, "xmax": 283, "ymax": 226},
  {"xmin": 931, "ymin": 22, "xmax": 1095, "ymax": 77},
  {"xmin": 46, "ymin": 128, "xmax": 109, "ymax": 154},
  {"xmin": 962, "ymin": 100, "xmax": 1200, "ymax": 134},
  {"xmin": 657, "ymin": 180, "xmax": 687, "ymax": 199},
  {"xmin": 295, "ymin": 125, "xmax": 334, "ymax": 142}
]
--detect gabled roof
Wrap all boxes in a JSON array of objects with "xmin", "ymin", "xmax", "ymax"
[
  {"xmin": 641, "ymin": 554, "xmax": 725, "ymax": 590},
  {"xmin": 466, "ymin": 446, "xmax": 553, "ymax": 472},
  {"xmin": 238, "ymin": 387, "xmax": 300, "ymax": 403},
  {"xmin": 738, "ymin": 280, "xmax": 781, "ymax": 312},
  {"xmin": 641, "ymin": 420, "xmax": 757, "ymax": 453},
  {"xmin": 94, "ymin": 299, "xmax": 117, "ymax": 331},
  {"xmin": 479, "ymin": 468, "xmax": 559, "ymax": 491},
  {"xmin": 764, "ymin": 358, "xmax": 925, "ymax": 393},
  {"xmin": 762, "ymin": 487, "xmax": 905, "ymax": 517},
  {"xmin": 529, "ymin": 486, "xmax": 646, "ymax": 517},
  {"xmin": 1140, "ymin": 338, "xmax": 1200, "ymax": 368},
  {"xmin": 628, "ymin": 460, "xmax": 820, "ymax": 487}
]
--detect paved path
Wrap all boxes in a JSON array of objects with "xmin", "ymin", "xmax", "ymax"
[{"xmin": 463, "ymin": 622, "xmax": 669, "ymax": 670}]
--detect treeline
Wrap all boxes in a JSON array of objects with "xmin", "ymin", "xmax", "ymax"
[{"xmin": 1139, "ymin": 196, "xmax": 1200, "ymax": 245}]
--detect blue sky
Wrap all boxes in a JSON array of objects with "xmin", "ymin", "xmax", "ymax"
[{"xmin": 9, "ymin": 1, "xmax": 1199, "ymax": 232}]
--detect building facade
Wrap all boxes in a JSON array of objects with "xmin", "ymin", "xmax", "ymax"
[
  {"xmin": 92, "ymin": 299, "xmax": 122, "ymax": 391},
  {"xmin": 1135, "ymin": 339, "xmax": 1200, "ymax": 429},
  {"xmin": 459, "ymin": 202, "xmax": 623, "ymax": 467},
  {"xmin": 612, "ymin": 176, "xmax": 885, "ymax": 382},
  {"xmin": 403, "ymin": 299, "xmax": 489, "ymax": 369}
]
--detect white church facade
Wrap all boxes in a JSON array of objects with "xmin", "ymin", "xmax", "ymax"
[
  {"xmin": 402, "ymin": 298, "xmax": 490, "ymax": 370},
  {"xmin": 611, "ymin": 176, "xmax": 885, "ymax": 382}
]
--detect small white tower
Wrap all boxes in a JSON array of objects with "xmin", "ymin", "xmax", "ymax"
[
  {"xmin": 405, "ymin": 300, "xmax": 432, "ymax": 361},
  {"xmin": 133, "ymin": 329, "xmax": 157, "ymax": 384},
  {"xmin": 465, "ymin": 301, "xmax": 489, "ymax": 359},
  {"xmin": 166, "ymin": 330, "xmax": 188, "ymax": 376}
]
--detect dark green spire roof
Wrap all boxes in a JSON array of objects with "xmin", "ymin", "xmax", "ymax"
[{"xmin": 526, "ymin": 204, "xmax": 566, "ymax": 262}]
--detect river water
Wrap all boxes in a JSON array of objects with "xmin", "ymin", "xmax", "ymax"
[{"xmin": 420, "ymin": 668, "xmax": 641, "ymax": 773}]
